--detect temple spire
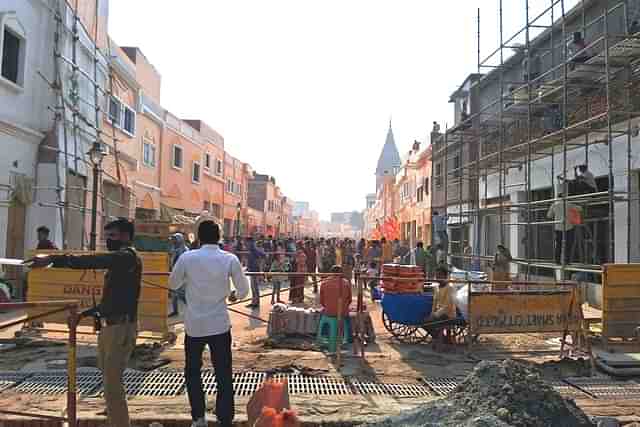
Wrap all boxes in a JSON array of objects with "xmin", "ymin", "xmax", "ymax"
[{"xmin": 375, "ymin": 122, "xmax": 402, "ymax": 189}]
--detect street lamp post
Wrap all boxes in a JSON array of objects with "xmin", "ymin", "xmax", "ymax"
[
  {"xmin": 88, "ymin": 141, "xmax": 106, "ymax": 251},
  {"xmin": 236, "ymin": 202, "xmax": 242, "ymax": 239}
]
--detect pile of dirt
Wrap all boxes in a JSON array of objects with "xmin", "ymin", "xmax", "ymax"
[{"xmin": 364, "ymin": 359, "xmax": 594, "ymax": 427}]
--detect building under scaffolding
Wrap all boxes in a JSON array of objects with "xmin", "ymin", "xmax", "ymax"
[
  {"xmin": 432, "ymin": 0, "xmax": 640, "ymax": 281},
  {"xmin": 0, "ymin": 0, "xmax": 137, "ymax": 294}
]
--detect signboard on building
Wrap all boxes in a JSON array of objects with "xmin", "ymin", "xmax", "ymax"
[{"xmin": 468, "ymin": 290, "xmax": 579, "ymax": 335}]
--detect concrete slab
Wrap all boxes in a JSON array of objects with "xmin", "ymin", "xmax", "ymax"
[{"xmin": 594, "ymin": 349, "xmax": 640, "ymax": 367}]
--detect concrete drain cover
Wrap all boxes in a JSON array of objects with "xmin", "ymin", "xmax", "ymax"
[
  {"xmin": 547, "ymin": 380, "xmax": 593, "ymax": 399},
  {"xmin": 277, "ymin": 375, "xmax": 351, "ymax": 396},
  {"xmin": 421, "ymin": 378, "xmax": 459, "ymax": 396},
  {"xmin": 200, "ymin": 370, "xmax": 267, "ymax": 396},
  {"xmin": 564, "ymin": 377, "xmax": 640, "ymax": 400},
  {"xmin": 201, "ymin": 369, "xmax": 218, "ymax": 396},
  {"xmin": 349, "ymin": 379, "xmax": 387, "ymax": 396},
  {"xmin": 0, "ymin": 372, "xmax": 31, "ymax": 393},
  {"xmin": 382, "ymin": 383, "xmax": 432, "ymax": 398},
  {"xmin": 350, "ymin": 380, "xmax": 431, "ymax": 398},
  {"xmin": 234, "ymin": 372, "xmax": 268, "ymax": 397},
  {"xmin": 1, "ymin": 370, "xmax": 434, "ymax": 399},
  {"xmin": 95, "ymin": 370, "xmax": 185, "ymax": 397},
  {"xmin": 13, "ymin": 370, "xmax": 102, "ymax": 396}
]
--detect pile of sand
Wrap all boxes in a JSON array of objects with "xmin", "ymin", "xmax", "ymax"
[{"xmin": 365, "ymin": 359, "xmax": 594, "ymax": 427}]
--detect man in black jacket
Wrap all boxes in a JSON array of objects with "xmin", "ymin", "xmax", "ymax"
[{"xmin": 31, "ymin": 218, "xmax": 142, "ymax": 427}]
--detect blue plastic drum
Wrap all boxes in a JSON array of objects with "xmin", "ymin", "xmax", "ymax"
[{"xmin": 382, "ymin": 293, "xmax": 434, "ymax": 326}]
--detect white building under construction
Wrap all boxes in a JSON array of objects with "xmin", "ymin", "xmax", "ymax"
[{"xmin": 432, "ymin": 0, "xmax": 640, "ymax": 283}]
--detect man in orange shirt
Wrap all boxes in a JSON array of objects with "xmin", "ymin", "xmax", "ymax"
[
  {"xmin": 319, "ymin": 265, "xmax": 352, "ymax": 317},
  {"xmin": 381, "ymin": 238, "xmax": 393, "ymax": 264}
]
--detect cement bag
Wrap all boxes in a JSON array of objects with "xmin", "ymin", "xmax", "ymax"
[
  {"xmin": 267, "ymin": 304, "xmax": 288, "ymax": 337},
  {"xmin": 286, "ymin": 307, "xmax": 309, "ymax": 335},
  {"xmin": 304, "ymin": 309, "xmax": 322, "ymax": 335},
  {"xmin": 455, "ymin": 285, "xmax": 469, "ymax": 320}
]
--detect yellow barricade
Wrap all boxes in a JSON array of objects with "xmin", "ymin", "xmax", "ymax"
[
  {"xmin": 468, "ymin": 289, "xmax": 580, "ymax": 335},
  {"xmin": 602, "ymin": 263, "xmax": 640, "ymax": 344},
  {"xmin": 26, "ymin": 251, "xmax": 169, "ymax": 338}
]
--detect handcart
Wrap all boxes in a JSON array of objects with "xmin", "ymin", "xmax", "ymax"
[{"xmin": 381, "ymin": 288, "xmax": 471, "ymax": 345}]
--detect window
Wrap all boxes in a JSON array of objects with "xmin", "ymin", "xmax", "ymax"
[
  {"xmin": 108, "ymin": 97, "xmax": 121, "ymax": 125},
  {"xmin": 215, "ymin": 159, "xmax": 223, "ymax": 175},
  {"xmin": 172, "ymin": 145, "xmax": 183, "ymax": 169},
  {"xmin": 435, "ymin": 163, "xmax": 442, "ymax": 187},
  {"xmin": 453, "ymin": 155, "xmax": 461, "ymax": 178},
  {"xmin": 142, "ymin": 142, "xmax": 156, "ymax": 167},
  {"xmin": 401, "ymin": 182, "xmax": 410, "ymax": 200},
  {"xmin": 203, "ymin": 200, "xmax": 211, "ymax": 212},
  {"xmin": 424, "ymin": 177, "xmax": 430, "ymax": 195},
  {"xmin": 122, "ymin": 106, "xmax": 136, "ymax": 136},
  {"xmin": 212, "ymin": 203, "xmax": 221, "ymax": 218},
  {"xmin": 1, "ymin": 28, "xmax": 20, "ymax": 84},
  {"xmin": 192, "ymin": 162, "xmax": 201, "ymax": 183},
  {"xmin": 204, "ymin": 153, "xmax": 211, "ymax": 170},
  {"xmin": 417, "ymin": 185, "xmax": 424, "ymax": 203}
]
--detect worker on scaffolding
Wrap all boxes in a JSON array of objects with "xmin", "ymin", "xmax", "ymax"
[
  {"xmin": 547, "ymin": 189, "xmax": 583, "ymax": 265},
  {"xmin": 568, "ymin": 31, "xmax": 591, "ymax": 68},
  {"xmin": 557, "ymin": 164, "xmax": 597, "ymax": 196}
]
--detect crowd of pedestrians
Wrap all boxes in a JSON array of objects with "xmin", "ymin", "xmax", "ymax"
[{"xmin": 169, "ymin": 233, "xmax": 448, "ymax": 313}]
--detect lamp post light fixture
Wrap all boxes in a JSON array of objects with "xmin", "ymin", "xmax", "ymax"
[
  {"xmin": 236, "ymin": 202, "xmax": 242, "ymax": 238},
  {"xmin": 88, "ymin": 141, "xmax": 106, "ymax": 250}
]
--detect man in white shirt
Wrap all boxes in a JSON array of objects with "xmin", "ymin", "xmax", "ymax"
[{"xmin": 169, "ymin": 221, "xmax": 250, "ymax": 427}]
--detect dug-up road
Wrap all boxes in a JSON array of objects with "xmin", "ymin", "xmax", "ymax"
[{"xmin": 0, "ymin": 286, "xmax": 639, "ymax": 425}]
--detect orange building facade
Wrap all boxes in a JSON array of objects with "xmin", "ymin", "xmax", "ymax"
[
  {"xmin": 364, "ymin": 127, "xmax": 432, "ymax": 245},
  {"xmin": 11, "ymin": 0, "xmax": 298, "ymax": 253}
]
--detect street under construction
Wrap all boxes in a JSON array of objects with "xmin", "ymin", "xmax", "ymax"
[{"xmin": 1, "ymin": 0, "xmax": 640, "ymax": 426}]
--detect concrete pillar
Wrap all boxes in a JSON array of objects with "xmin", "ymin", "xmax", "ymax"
[{"xmin": 510, "ymin": 191, "xmax": 527, "ymax": 276}]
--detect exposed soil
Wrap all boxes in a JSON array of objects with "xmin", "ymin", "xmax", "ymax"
[{"xmin": 365, "ymin": 360, "xmax": 594, "ymax": 427}]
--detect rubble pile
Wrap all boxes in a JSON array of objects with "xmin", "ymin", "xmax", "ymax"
[{"xmin": 365, "ymin": 360, "xmax": 594, "ymax": 427}]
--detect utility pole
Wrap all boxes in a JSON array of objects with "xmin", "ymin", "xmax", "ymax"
[{"xmin": 88, "ymin": 142, "xmax": 105, "ymax": 250}]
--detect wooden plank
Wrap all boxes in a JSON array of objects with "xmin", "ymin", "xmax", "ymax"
[{"xmin": 468, "ymin": 290, "xmax": 580, "ymax": 334}]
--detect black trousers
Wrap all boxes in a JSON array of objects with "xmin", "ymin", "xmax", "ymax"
[
  {"xmin": 554, "ymin": 229, "xmax": 575, "ymax": 265},
  {"xmin": 184, "ymin": 331, "xmax": 234, "ymax": 425}
]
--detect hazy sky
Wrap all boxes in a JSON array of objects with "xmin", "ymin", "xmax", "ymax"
[{"xmin": 109, "ymin": 0, "xmax": 578, "ymax": 220}]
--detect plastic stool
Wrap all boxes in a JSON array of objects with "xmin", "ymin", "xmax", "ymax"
[{"xmin": 316, "ymin": 315, "xmax": 352, "ymax": 352}]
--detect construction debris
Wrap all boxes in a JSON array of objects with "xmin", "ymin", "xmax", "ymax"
[{"xmin": 364, "ymin": 360, "xmax": 594, "ymax": 427}]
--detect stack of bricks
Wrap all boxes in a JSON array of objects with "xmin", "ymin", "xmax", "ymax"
[{"xmin": 381, "ymin": 264, "xmax": 424, "ymax": 294}]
